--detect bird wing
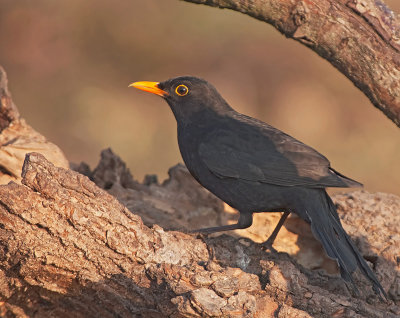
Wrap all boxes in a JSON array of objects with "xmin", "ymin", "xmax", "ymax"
[{"xmin": 198, "ymin": 126, "xmax": 361, "ymax": 188}]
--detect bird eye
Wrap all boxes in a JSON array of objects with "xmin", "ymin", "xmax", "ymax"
[{"xmin": 175, "ymin": 84, "xmax": 189, "ymax": 96}]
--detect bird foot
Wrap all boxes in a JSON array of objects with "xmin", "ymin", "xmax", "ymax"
[{"xmin": 260, "ymin": 239, "xmax": 278, "ymax": 253}]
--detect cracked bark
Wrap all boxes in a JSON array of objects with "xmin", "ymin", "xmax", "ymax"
[
  {"xmin": 181, "ymin": 0, "xmax": 400, "ymax": 127},
  {"xmin": 0, "ymin": 150, "xmax": 398, "ymax": 317}
]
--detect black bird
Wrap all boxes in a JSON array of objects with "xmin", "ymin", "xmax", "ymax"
[{"xmin": 130, "ymin": 76, "xmax": 386, "ymax": 297}]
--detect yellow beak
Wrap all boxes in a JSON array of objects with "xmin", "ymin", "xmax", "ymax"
[{"xmin": 129, "ymin": 81, "xmax": 168, "ymax": 97}]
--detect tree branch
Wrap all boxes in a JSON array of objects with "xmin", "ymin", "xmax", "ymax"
[
  {"xmin": 0, "ymin": 68, "xmax": 68, "ymax": 184},
  {"xmin": 181, "ymin": 0, "xmax": 400, "ymax": 127},
  {"xmin": 0, "ymin": 151, "xmax": 398, "ymax": 317}
]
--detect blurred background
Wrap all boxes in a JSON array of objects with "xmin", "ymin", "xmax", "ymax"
[{"xmin": 0, "ymin": 0, "xmax": 399, "ymax": 195}]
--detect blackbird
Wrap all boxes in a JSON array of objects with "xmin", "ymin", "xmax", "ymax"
[{"xmin": 130, "ymin": 76, "xmax": 386, "ymax": 297}]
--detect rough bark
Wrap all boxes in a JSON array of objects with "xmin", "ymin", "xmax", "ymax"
[
  {"xmin": 181, "ymin": 0, "xmax": 400, "ymax": 127},
  {"xmin": 0, "ymin": 151, "xmax": 398, "ymax": 317}
]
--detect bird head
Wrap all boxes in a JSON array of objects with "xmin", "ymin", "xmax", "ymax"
[{"xmin": 129, "ymin": 76, "xmax": 232, "ymax": 122}]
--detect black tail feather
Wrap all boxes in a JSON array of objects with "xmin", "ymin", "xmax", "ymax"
[{"xmin": 301, "ymin": 190, "xmax": 387, "ymax": 299}]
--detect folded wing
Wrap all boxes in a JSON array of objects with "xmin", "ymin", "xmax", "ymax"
[{"xmin": 198, "ymin": 125, "xmax": 361, "ymax": 188}]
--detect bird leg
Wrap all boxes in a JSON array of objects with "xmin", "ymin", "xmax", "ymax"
[
  {"xmin": 191, "ymin": 212, "xmax": 253, "ymax": 234},
  {"xmin": 262, "ymin": 211, "xmax": 290, "ymax": 248}
]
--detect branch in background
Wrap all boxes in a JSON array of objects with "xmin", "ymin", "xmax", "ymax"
[
  {"xmin": 0, "ymin": 66, "xmax": 20, "ymax": 132},
  {"xmin": 182, "ymin": 0, "xmax": 400, "ymax": 127},
  {"xmin": 0, "ymin": 68, "xmax": 68, "ymax": 183}
]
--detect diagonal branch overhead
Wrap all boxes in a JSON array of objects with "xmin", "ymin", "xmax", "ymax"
[{"xmin": 181, "ymin": 0, "xmax": 400, "ymax": 127}]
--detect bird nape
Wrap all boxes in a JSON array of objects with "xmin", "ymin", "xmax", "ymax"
[{"xmin": 129, "ymin": 76, "xmax": 386, "ymax": 299}]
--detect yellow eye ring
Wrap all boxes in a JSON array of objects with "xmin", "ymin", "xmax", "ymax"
[{"xmin": 175, "ymin": 84, "xmax": 189, "ymax": 96}]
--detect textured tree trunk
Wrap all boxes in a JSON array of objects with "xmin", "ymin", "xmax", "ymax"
[
  {"xmin": 0, "ymin": 150, "xmax": 397, "ymax": 317},
  {"xmin": 0, "ymin": 66, "xmax": 398, "ymax": 317},
  {"xmin": 182, "ymin": 0, "xmax": 400, "ymax": 128}
]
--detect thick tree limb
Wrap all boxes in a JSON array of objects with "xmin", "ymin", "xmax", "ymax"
[
  {"xmin": 181, "ymin": 0, "xmax": 400, "ymax": 127},
  {"xmin": 0, "ymin": 152, "xmax": 399, "ymax": 317}
]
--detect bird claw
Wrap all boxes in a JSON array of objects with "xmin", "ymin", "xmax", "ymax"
[{"xmin": 260, "ymin": 239, "xmax": 278, "ymax": 253}]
